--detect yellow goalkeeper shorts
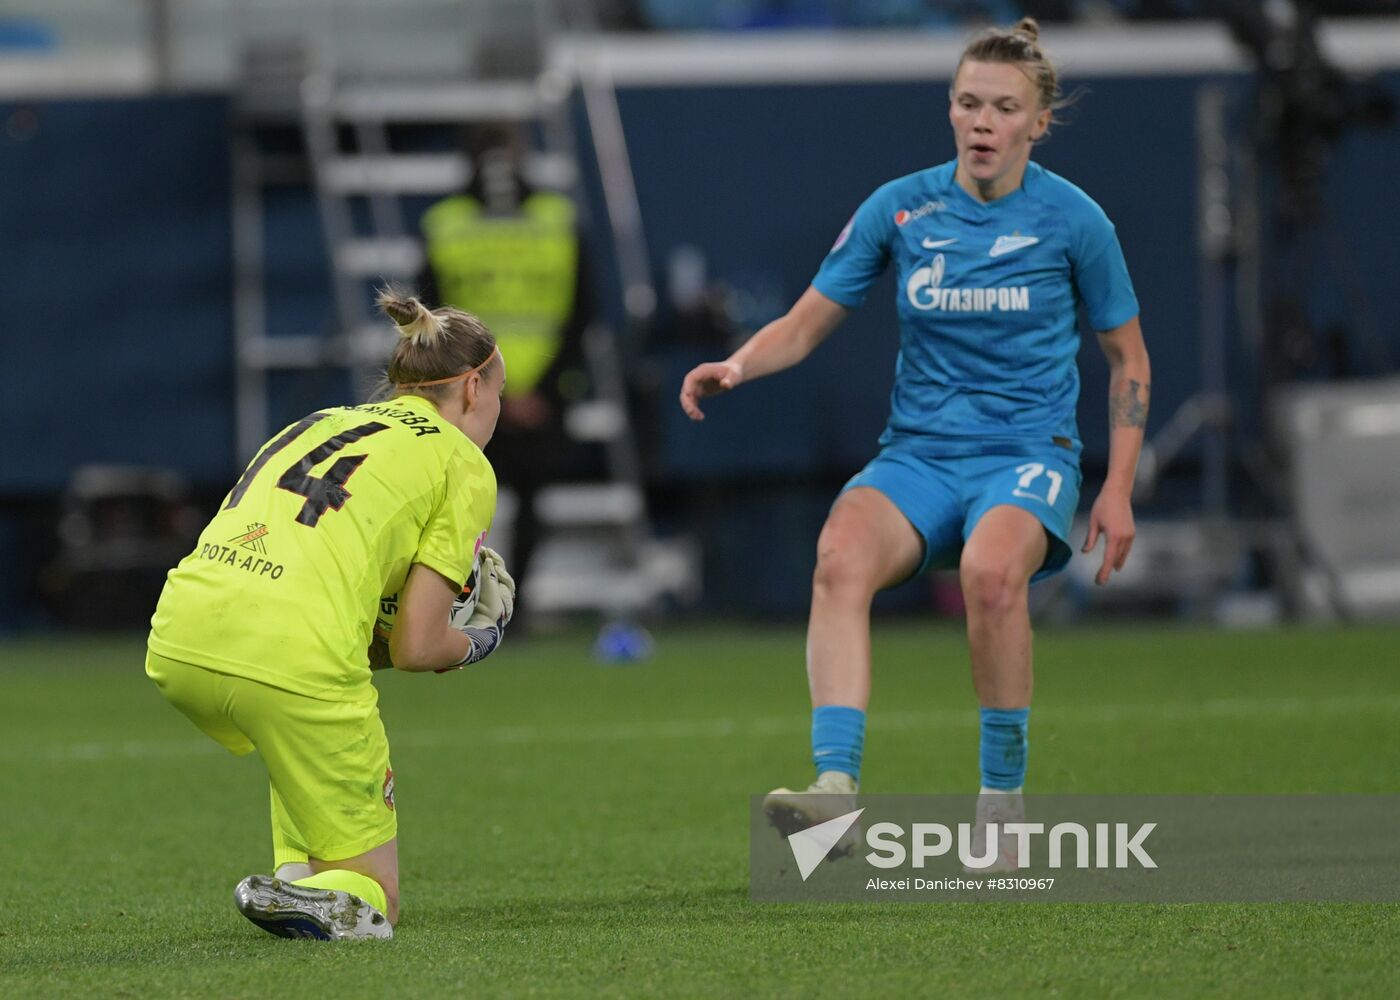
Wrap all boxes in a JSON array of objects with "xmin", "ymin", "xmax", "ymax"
[{"xmin": 145, "ymin": 649, "xmax": 397, "ymax": 861}]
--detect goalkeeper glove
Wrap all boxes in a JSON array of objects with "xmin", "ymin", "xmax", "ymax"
[
  {"xmin": 440, "ymin": 547, "xmax": 516, "ymax": 670},
  {"xmin": 468, "ymin": 547, "xmax": 515, "ymax": 630}
]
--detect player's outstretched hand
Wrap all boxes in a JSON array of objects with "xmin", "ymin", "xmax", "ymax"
[
  {"xmin": 468, "ymin": 547, "xmax": 515, "ymax": 630},
  {"xmin": 1082, "ymin": 488, "xmax": 1136, "ymax": 586},
  {"xmin": 679, "ymin": 360, "xmax": 744, "ymax": 421}
]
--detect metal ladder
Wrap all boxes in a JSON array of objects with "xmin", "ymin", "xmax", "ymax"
[{"xmin": 230, "ymin": 0, "xmax": 698, "ymax": 621}]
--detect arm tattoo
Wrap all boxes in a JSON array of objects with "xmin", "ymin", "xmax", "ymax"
[{"xmin": 1109, "ymin": 378, "xmax": 1150, "ymax": 429}]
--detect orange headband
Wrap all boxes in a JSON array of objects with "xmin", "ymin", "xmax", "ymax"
[{"xmin": 394, "ymin": 345, "xmax": 499, "ymax": 389}]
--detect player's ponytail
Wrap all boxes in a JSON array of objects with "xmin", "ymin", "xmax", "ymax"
[
  {"xmin": 958, "ymin": 17, "xmax": 1075, "ymax": 134},
  {"xmin": 377, "ymin": 285, "xmax": 499, "ymax": 402}
]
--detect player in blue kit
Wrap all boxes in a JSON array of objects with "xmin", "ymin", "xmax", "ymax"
[{"xmin": 679, "ymin": 18, "xmax": 1151, "ymax": 869}]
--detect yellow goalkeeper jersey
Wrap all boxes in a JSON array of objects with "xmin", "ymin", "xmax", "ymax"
[{"xmin": 149, "ymin": 395, "xmax": 495, "ymax": 698}]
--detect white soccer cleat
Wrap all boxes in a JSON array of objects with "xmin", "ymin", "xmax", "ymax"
[
  {"xmin": 763, "ymin": 771, "xmax": 862, "ymax": 859},
  {"xmin": 233, "ymin": 874, "xmax": 393, "ymax": 941},
  {"xmin": 963, "ymin": 789, "xmax": 1026, "ymax": 874}
]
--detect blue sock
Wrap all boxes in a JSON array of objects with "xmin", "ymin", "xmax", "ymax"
[
  {"xmin": 811, "ymin": 705, "xmax": 866, "ymax": 781},
  {"xmin": 979, "ymin": 706, "xmax": 1030, "ymax": 790}
]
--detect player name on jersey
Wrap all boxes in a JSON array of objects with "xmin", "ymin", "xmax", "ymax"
[{"xmin": 343, "ymin": 402, "xmax": 442, "ymax": 437}]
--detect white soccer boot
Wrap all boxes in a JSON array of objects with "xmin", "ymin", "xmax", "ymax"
[
  {"xmin": 763, "ymin": 771, "xmax": 862, "ymax": 859},
  {"xmin": 963, "ymin": 788, "xmax": 1026, "ymax": 874},
  {"xmin": 233, "ymin": 874, "xmax": 394, "ymax": 941}
]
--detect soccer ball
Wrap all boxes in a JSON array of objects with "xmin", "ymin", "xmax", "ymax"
[{"xmin": 448, "ymin": 571, "xmax": 481, "ymax": 628}]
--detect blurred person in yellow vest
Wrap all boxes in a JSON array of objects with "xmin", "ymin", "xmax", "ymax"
[{"xmin": 419, "ymin": 123, "xmax": 594, "ymax": 631}]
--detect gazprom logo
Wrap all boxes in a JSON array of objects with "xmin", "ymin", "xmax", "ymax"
[
  {"xmin": 906, "ymin": 253, "xmax": 1030, "ymax": 313},
  {"xmin": 927, "ymin": 253, "xmax": 945, "ymax": 288}
]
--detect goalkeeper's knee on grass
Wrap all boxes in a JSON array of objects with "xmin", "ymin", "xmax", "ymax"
[{"xmin": 293, "ymin": 869, "xmax": 394, "ymax": 923}]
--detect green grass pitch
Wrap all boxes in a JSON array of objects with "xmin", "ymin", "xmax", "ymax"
[{"xmin": 2, "ymin": 623, "xmax": 1398, "ymax": 998}]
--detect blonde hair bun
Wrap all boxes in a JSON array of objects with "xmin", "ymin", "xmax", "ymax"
[
  {"xmin": 377, "ymin": 287, "xmax": 498, "ymax": 401},
  {"xmin": 377, "ymin": 287, "xmax": 445, "ymax": 347}
]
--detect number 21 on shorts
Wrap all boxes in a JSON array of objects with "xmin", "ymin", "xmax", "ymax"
[{"xmin": 1012, "ymin": 462, "xmax": 1063, "ymax": 507}]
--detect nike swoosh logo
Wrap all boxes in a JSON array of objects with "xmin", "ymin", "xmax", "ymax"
[
  {"xmin": 921, "ymin": 237, "xmax": 958, "ymax": 249},
  {"xmin": 989, "ymin": 235, "xmax": 1040, "ymax": 257}
]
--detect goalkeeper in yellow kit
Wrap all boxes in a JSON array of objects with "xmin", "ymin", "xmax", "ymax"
[{"xmin": 147, "ymin": 289, "xmax": 513, "ymax": 940}]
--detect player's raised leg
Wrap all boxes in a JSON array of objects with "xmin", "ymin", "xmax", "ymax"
[
  {"xmin": 962, "ymin": 503, "xmax": 1044, "ymax": 710},
  {"xmin": 764, "ymin": 487, "xmax": 922, "ymax": 839},
  {"xmin": 807, "ymin": 487, "xmax": 923, "ymax": 712},
  {"xmin": 960, "ymin": 503, "xmax": 1046, "ymax": 871}
]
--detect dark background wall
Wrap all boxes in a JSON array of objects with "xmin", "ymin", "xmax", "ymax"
[
  {"xmin": 2, "ymin": 70, "xmax": 1397, "ymax": 621},
  {"xmin": 1, "ymin": 95, "xmax": 235, "ymax": 493}
]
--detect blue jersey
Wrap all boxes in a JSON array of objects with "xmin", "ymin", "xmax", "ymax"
[{"xmin": 813, "ymin": 160, "xmax": 1138, "ymax": 459}]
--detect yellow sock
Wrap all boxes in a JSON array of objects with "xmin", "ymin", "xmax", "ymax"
[
  {"xmin": 269, "ymin": 786, "xmax": 310, "ymax": 875},
  {"xmin": 293, "ymin": 870, "xmax": 388, "ymax": 916}
]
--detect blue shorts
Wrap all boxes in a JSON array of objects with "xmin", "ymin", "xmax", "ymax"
[{"xmin": 842, "ymin": 446, "xmax": 1082, "ymax": 584}]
